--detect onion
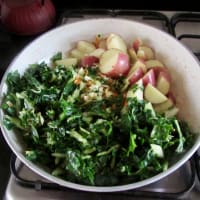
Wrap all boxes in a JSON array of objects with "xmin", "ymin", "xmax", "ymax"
[{"xmin": 0, "ymin": 0, "xmax": 56, "ymax": 35}]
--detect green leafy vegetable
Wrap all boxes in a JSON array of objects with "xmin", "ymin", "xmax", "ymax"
[
  {"xmin": 1, "ymin": 56, "xmax": 195, "ymax": 186},
  {"xmin": 51, "ymin": 52, "xmax": 62, "ymax": 63}
]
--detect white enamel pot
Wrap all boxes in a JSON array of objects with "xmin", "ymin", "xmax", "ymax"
[{"xmin": 1, "ymin": 18, "xmax": 200, "ymax": 192}]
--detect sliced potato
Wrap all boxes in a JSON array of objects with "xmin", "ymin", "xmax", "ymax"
[
  {"xmin": 55, "ymin": 58, "xmax": 78, "ymax": 67},
  {"xmin": 128, "ymin": 60, "xmax": 147, "ymax": 75},
  {"xmin": 146, "ymin": 59, "xmax": 164, "ymax": 69},
  {"xmin": 137, "ymin": 46, "xmax": 155, "ymax": 60},
  {"xmin": 98, "ymin": 39, "xmax": 107, "ymax": 49},
  {"xmin": 106, "ymin": 33, "xmax": 127, "ymax": 53},
  {"xmin": 132, "ymin": 38, "xmax": 143, "ymax": 51},
  {"xmin": 165, "ymin": 107, "xmax": 179, "ymax": 118},
  {"xmin": 154, "ymin": 98, "xmax": 174, "ymax": 113},
  {"xmin": 80, "ymin": 56, "xmax": 99, "ymax": 67},
  {"xmin": 144, "ymin": 84, "xmax": 167, "ymax": 104},
  {"xmin": 77, "ymin": 41, "xmax": 96, "ymax": 54},
  {"xmin": 99, "ymin": 49, "xmax": 130, "ymax": 77},
  {"xmin": 69, "ymin": 48, "xmax": 85, "ymax": 59},
  {"xmin": 89, "ymin": 48, "xmax": 105, "ymax": 58},
  {"xmin": 156, "ymin": 71, "xmax": 171, "ymax": 95},
  {"xmin": 128, "ymin": 48, "xmax": 138, "ymax": 64}
]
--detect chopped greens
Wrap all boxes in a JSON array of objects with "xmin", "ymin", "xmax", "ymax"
[{"xmin": 1, "ymin": 54, "xmax": 195, "ymax": 186}]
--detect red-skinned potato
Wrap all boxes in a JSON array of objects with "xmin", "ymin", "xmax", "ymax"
[
  {"xmin": 125, "ymin": 59, "xmax": 147, "ymax": 85},
  {"xmin": 127, "ymin": 67, "xmax": 144, "ymax": 85},
  {"xmin": 80, "ymin": 56, "xmax": 99, "ymax": 67},
  {"xmin": 128, "ymin": 48, "xmax": 138, "ymax": 64},
  {"xmin": 106, "ymin": 33, "xmax": 127, "ymax": 53},
  {"xmin": 125, "ymin": 60, "xmax": 156, "ymax": 88},
  {"xmin": 145, "ymin": 59, "xmax": 164, "ymax": 69},
  {"xmin": 89, "ymin": 48, "xmax": 105, "ymax": 58},
  {"xmin": 142, "ymin": 69, "xmax": 156, "ymax": 86},
  {"xmin": 77, "ymin": 40, "xmax": 96, "ymax": 54},
  {"xmin": 153, "ymin": 66, "xmax": 170, "ymax": 78},
  {"xmin": 128, "ymin": 60, "xmax": 147, "ymax": 75},
  {"xmin": 164, "ymin": 107, "xmax": 179, "ymax": 118},
  {"xmin": 55, "ymin": 58, "xmax": 78, "ymax": 67},
  {"xmin": 154, "ymin": 91, "xmax": 176, "ymax": 113},
  {"xmin": 137, "ymin": 46, "xmax": 155, "ymax": 60},
  {"xmin": 132, "ymin": 38, "xmax": 143, "ymax": 51},
  {"xmin": 144, "ymin": 84, "xmax": 168, "ymax": 104},
  {"xmin": 154, "ymin": 98, "xmax": 174, "ymax": 113},
  {"xmin": 156, "ymin": 71, "xmax": 171, "ymax": 95},
  {"xmin": 69, "ymin": 48, "xmax": 85, "ymax": 59},
  {"xmin": 98, "ymin": 39, "xmax": 107, "ymax": 49},
  {"xmin": 99, "ymin": 49, "xmax": 130, "ymax": 78},
  {"xmin": 167, "ymin": 91, "xmax": 176, "ymax": 104}
]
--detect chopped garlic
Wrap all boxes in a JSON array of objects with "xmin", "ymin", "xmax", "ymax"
[
  {"xmin": 78, "ymin": 67, "xmax": 85, "ymax": 76},
  {"xmin": 84, "ymin": 75, "xmax": 92, "ymax": 81}
]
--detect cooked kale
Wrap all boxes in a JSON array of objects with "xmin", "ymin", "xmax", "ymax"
[{"xmin": 1, "ymin": 56, "xmax": 195, "ymax": 186}]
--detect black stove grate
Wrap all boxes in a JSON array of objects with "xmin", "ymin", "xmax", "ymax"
[
  {"xmin": 170, "ymin": 13, "xmax": 200, "ymax": 36},
  {"xmin": 10, "ymin": 153, "xmax": 196, "ymax": 200},
  {"xmin": 57, "ymin": 9, "xmax": 171, "ymax": 33},
  {"xmin": 170, "ymin": 12, "xmax": 200, "ymax": 59}
]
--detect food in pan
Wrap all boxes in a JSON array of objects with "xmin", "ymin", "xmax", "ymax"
[{"xmin": 1, "ymin": 33, "xmax": 194, "ymax": 186}]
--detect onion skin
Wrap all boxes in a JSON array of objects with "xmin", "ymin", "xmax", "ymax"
[{"xmin": 1, "ymin": 0, "xmax": 56, "ymax": 35}]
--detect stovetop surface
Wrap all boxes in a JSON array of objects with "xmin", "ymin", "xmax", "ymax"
[
  {"xmin": 1, "ymin": 8, "xmax": 200, "ymax": 200},
  {"xmin": 3, "ymin": 154, "xmax": 200, "ymax": 200}
]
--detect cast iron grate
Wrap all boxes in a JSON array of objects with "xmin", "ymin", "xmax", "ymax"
[
  {"xmin": 57, "ymin": 9, "xmax": 171, "ymax": 33},
  {"xmin": 10, "ymin": 153, "xmax": 196, "ymax": 200},
  {"xmin": 170, "ymin": 13, "xmax": 200, "ymax": 59}
]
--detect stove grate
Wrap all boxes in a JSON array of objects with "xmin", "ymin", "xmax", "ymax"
[
  {"xmin": 57, "ymin": 9, "xmax": 171, "ymax": 33},
  {"xmin": 170, "ymin": 13, "xmax": 200, "ymax": 36},
  {"xmin": 10, "ymin": 153, "xmax": 196, "ymax": 199},
  {"xmin": 170, "ymin": 13, "xmax": 200, "ymax": 59}
]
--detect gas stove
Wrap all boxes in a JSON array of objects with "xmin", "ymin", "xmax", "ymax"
[{"xmin": 1, "ymin": 9, "xmax": 200, "ymax": 200}]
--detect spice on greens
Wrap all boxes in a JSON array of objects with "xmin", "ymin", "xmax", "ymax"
[
  {"xmin": 1, "ymin": 33, "xmax": 195, "ymax": 186},
  {"xmin": 1, "ymin": 57, "xmax": 194, "ymax": 186}
]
